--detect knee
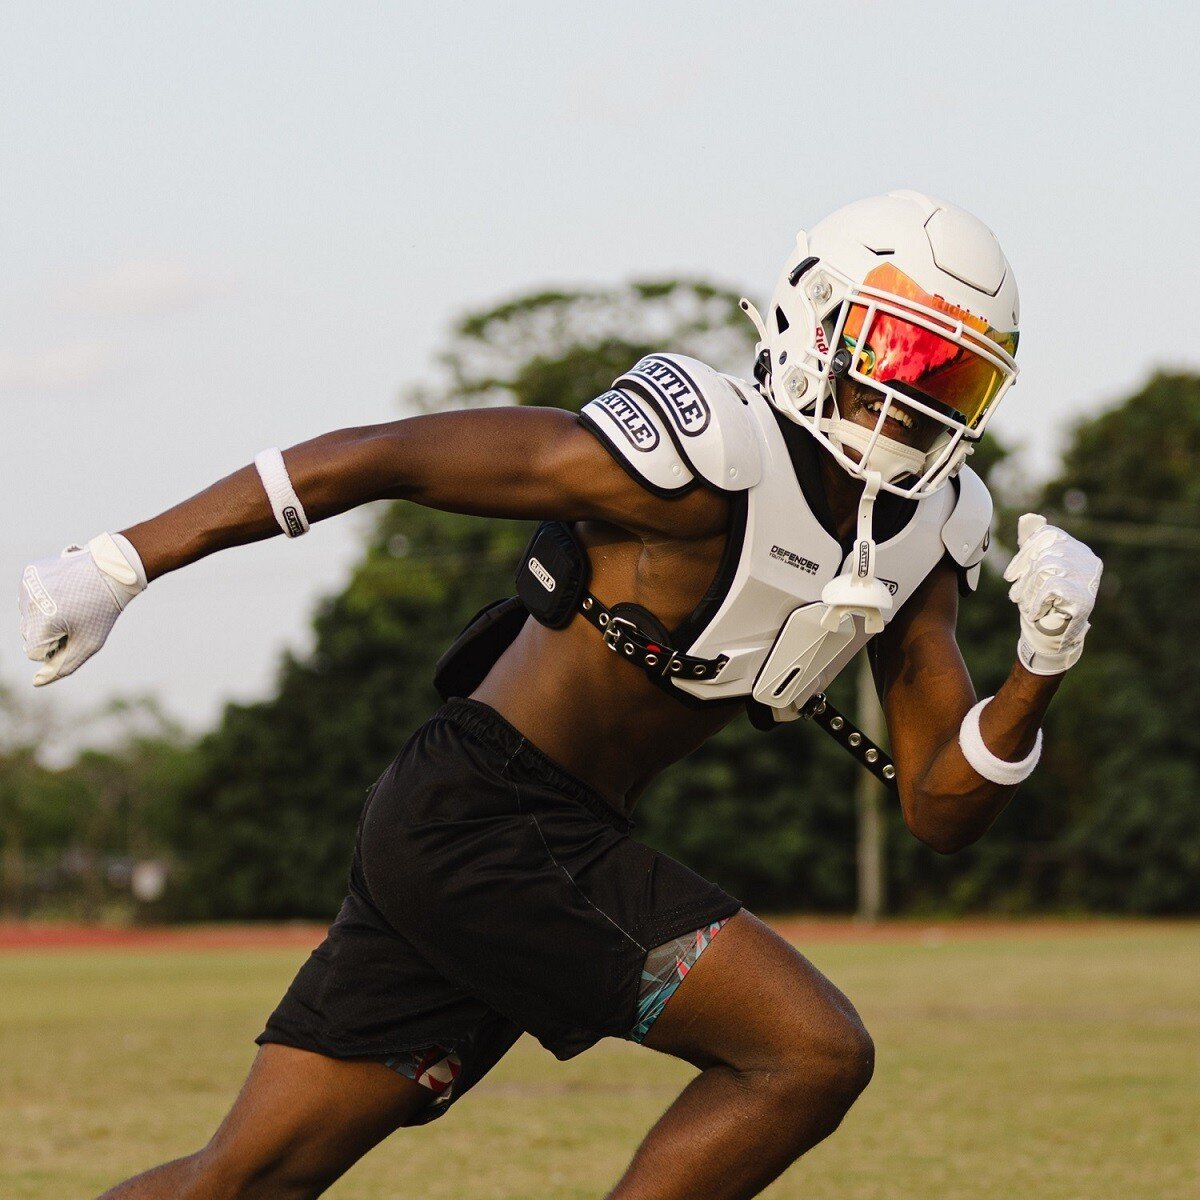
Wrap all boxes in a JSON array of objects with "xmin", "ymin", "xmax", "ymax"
[
  {"xmin": 818, "ymin": 1016, "xmax": 875, "ymax": 1104},
  {"xmin": 770, "ymin": 1011, "xmax": 875, "ymax": 1122}
]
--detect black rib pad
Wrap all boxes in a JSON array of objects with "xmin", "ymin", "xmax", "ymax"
[
  {"xmin": 433, "ymin": 597, "xmax": 528, "ymax": 701},
  {"xmin": 516, "ymin": 522, "xmax": 590, "ymax": 629}
]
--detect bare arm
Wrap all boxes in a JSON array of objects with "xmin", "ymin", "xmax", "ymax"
[
  {"xmin": 121, "ymin": 407, "xmax": 726, "ymax": 580},
  {"xmin": 870, "ymin": 559, "xmax": 1060, "ymax": 854}
]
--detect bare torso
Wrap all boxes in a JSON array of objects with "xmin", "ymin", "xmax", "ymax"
[{"xmin": 472, "ymin": 512, "xmax": 741, "ymax": 813}]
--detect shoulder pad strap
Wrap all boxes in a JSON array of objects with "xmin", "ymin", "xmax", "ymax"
[
  {"xmin": 942, "ymin": 465, "xmax": 993, "ymax": 591},
  {"xmin": 617, "ymin": 354, "xmax": 762, "ymax": 492}
]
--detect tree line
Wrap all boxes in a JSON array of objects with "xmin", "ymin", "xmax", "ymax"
[{"xmin": 3, "ymin": 281, "xmax": 1197, "ymax": 920}]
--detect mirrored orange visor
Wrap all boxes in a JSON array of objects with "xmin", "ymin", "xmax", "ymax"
[{"xmin": 841, "ymin": 263, "xmax": 1018, "ymax": 428}]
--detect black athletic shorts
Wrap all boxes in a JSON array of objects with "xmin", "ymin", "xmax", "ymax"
[{"xmin": 257, "ymin": 698, "xmax": 740, "ymax": 1123}]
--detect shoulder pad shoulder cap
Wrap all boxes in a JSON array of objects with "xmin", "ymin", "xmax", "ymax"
[
  {"xmin": 942, "ymin": 465, "xmax": 993, "ymax": 589},
  {"xmin": 617, "ymin": 354, "xmax": 762, "ymax": 492},
  {"xmin": 579, "ymin": 383, "xmax": 694, "ymax": 497}
]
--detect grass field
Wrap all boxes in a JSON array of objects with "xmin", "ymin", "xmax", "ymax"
[{"xmin": 2, "ymin": 922, "xmax": 1197, "ymax": 1199}]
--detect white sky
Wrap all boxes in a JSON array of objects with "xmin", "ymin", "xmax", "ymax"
[{"xmin": 3, "ymin": 1, "xmax": 1198, "ymax": 745}]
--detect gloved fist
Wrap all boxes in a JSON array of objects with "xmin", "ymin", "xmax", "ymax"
[
  {"xmin": 1003, "ymin": 514, "xmax": 1102, "ymax": 676},
  {"xmin": 18, "ymin": 533, "xmax": 147, "ymax": 686}
]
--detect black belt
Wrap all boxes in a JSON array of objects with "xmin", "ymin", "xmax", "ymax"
[
  {"xmin": 799, "ymin": 692, "xmax": 898, "ymax": 792},
  {"xmin": 577, "ymin": 592, "xmax": 727, "ymax": 683}
]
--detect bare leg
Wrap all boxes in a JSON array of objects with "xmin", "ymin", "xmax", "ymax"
[
  {"xmin": 98, "ymin": 1044, "xmax": 432, "ymax": 1200},
  {"xmin": 608, "ymin": 911, "xmax": 875, "ymax": 1200}
]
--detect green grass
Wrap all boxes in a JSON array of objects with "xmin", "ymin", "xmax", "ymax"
[{"xmin": 2, "ymin": 925, "xmax": 1197, "ymax": 1199}]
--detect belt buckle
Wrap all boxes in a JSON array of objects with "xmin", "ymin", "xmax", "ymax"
[{"xmin": 603, "ymin": 616, "xmax": 637, "ymax": 652}]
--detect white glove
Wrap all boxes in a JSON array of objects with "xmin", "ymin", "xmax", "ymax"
[
  {"xmin": 18, "ymin": 533, "xmax": 147, "ymax": 686},
  {"xmin": 1003, "ymin": 514, "xmax": 1102, "ymax": 676}
]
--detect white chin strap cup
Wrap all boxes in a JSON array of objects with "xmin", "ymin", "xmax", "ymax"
[
  {"xmin": 958, "ymin": 697, "xmax": 1043, "ymax": 785},
  {"xmin": 255, "ymin": 448, "xmax": 310, "ymax": 538},
  {"xmin": 828, "ymin": 417, "xmax": 929, "ymax": 486}
]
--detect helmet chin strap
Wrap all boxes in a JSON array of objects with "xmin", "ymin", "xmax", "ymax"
[
  {"xmin": 742, "ymin": 338, "xmax": 927, "ymax": 634},
  {"xmin": 819, "ymin": 468, "xmax": 895, "ymax": 636},
  {"xmin": 826, "ymin": 416, "xmax": 928, "ymax": 485}
]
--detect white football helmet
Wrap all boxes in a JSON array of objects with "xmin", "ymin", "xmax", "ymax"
[{"xmin": 742, "ymin": 190, "xmax": 1020, "ymax": 498}]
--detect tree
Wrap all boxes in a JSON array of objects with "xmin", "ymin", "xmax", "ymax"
[
  {"xmin": 0, "ymin": 684, "xmax": 58, "ymax": 917},
  {"xmin": 419, "ymin": 281, "xmax": 755, "ymax": 413},
  {"xmin": 166, "ymin": 286, "xmax": 1200, "ymax": 919},
  {"xmin": 888, "ymin": 374, "xmax": 1200, "ymax": 915},
  {"xmin": 168, "ymin": 281, "xmax": 763, "ymax": 918},
  {"xmin": 1024, "ymin": 373, "xmax": 1200, "ymax": 912},
  {"xmin": 0, "ymin": 688, "xmax": 192, "ymax": 919}
]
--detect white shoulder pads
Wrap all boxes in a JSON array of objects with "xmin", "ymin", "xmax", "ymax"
[
  {"xmin": 615, "ymin": 354, "xmax": 761, "ymax": 492},
  {"xmin": 579, "ymin": 385, "xmax": 695, "ymax": 496},
  {"xmin": 941, "ymin": 465, "xmax": 993, "ymax": 591},
  {"xmin": 580, "ymin": 353, "xmax": 762, "ymax": 496}
]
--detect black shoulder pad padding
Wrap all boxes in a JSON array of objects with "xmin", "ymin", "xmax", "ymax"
[
  {"xmin": 433, "ymin": 596, "xmax": 528, "ymax": 701},
  {"xmin": 515, "ymin": 521, "xmax": 589, "ymax": 629}
]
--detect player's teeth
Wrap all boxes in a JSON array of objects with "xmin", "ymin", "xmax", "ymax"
[
  {"xmin": 865, "ymin": 398, "xmax": 913, "ymax": 428},
  {"xmin": 861, "ymin": 396, "xmax": 916, "ymax": 429}
]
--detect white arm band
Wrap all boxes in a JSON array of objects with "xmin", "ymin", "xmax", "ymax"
[
  {"xmin": 254, "ymin": 448, "xmax": 310, "ymax": 539},
  {"xmin": 957, "ymin": 697, "xmax": 1043, "ymax": 786}
]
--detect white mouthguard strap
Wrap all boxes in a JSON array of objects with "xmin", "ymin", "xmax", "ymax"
[
  {"xmin": 254, "ymin": 448, "xmax": 310, "ymax": 538},
  {"xmin": 958, "ymin": 697, "xmax": 1042, "ymax": 786}
]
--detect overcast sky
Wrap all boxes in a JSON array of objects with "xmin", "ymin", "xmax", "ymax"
[{"xmin": 3, "ymin": 1, "xmax": 1198, "ymax": 747}]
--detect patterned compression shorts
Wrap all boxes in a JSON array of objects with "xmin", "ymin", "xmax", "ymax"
[{"xmin": 386, "ymin": 916, "xmax": 731, "ymax": 1106}]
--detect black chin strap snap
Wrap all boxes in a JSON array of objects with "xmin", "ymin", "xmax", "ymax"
[{"xmin": 753, "ymin": 347, "xmax": 772, "ymax": 390}]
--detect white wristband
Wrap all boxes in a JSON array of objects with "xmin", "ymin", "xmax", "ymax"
[
  {"xmin": 90, "ymin": 532, "xmax": 148, "ymax": 601},
  {"xmin": 957, "ymin": 697, "xmax": 1043, "ymax": 786},
  {"xmin": 254, "ymin": 448, "xmax": 310, "ymax": 538}
]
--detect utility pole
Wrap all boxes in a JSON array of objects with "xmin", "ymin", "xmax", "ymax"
[{"xmin": 855, "ymin": 652, "xmax": 886, "ymax": 922}]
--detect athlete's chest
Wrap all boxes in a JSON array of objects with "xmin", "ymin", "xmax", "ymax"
[{"xmin": 576, "ymin": 519, "xmax": 729, "ymax": 631}]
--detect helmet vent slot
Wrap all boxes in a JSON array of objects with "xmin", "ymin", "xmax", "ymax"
[
  {"xmin": 788, "ymin": 256, "xmax": 819, "ymax": 286},
  {"xmin": 774, "ymin": 306, "xmax": 790, "ymax": 333}
]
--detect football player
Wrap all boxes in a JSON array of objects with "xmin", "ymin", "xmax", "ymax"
[{"xmin": 20, "ymin": 191, "xmax": 1101, "ymax": 1200}]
